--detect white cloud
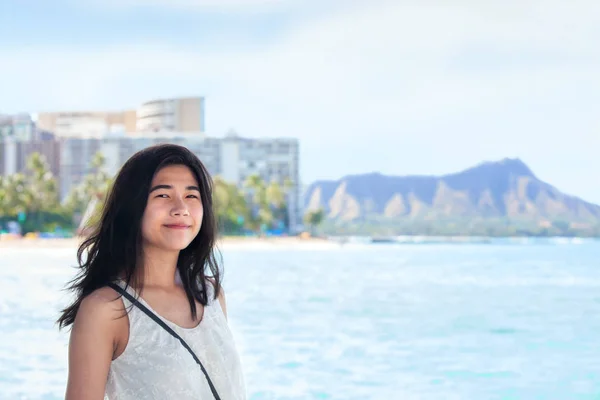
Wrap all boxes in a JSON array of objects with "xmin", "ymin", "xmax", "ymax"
[{"xmin": 1, "ymin": 1, "xmax": 600, "ymax": 201}]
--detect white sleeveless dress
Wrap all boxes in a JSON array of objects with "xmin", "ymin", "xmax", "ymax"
[{"xmin": 105, "ymin": 280, "xmax": 247, "ymax": 400}]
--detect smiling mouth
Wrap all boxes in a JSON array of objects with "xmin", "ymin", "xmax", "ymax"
[{"xmin": 164, "ymin": 225, "xmax": 191, "ymax": 229}]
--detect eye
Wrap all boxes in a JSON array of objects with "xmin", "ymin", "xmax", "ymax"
[
  {"xmin": 155, "ymin": 194, "xmax": 169, "ymax": 198},
  {"xmin": 187, "ymin": 194, "xmax": 199, "ymax": 199}
]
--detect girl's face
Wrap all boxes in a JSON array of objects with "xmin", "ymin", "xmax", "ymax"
[{"xmin": 140, "ymin": 164, "xmax": 204, "ymax": 252}]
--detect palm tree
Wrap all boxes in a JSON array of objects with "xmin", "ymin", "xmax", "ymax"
[
  {"xmin": 26, "ymin": 153, "xmax": 60, "ymax": 209},
  {"xmin": 85, "ymin": 152, "xmax": 111, "ymax": 201},
  {"xmin": 64, "ymin": 151, "xmax": 113, "ymax": 229},
  {"xmin": 213, "ymin": 176, "xmax": 251, "ymax": 235},
  {"xmin": 244, "ymin": 174, "xmax": 272, "ymax": 234},
  {"xmin": 265, "ymin": 180, "xmax": 289, "ymax": 230},
  {"xmin": 10, "ymin": 173, "xmax": 32, "ymax": 215},
  {"xmin": 213, "ymin": 176, "xmax": 231, "ymax": 221},
  {"xmin": 21, "ymin": 153, "xmax": 60, "ymax": 230},
  {"xmin": 244, "ymin": 174, "xmax": 266, "ymax": 205},
  {"xmin": 0, "ymin": 176, "xmax": 13, "ymax": 218},
  {"xmin": 0, "ymin": 172, "xmax": 35, "ymax": 231},
  {"xmin": 265, "ymin": 181, "xmax": 284, "ymax": 206},
  {"xmin": 304, "ymin": 208, "xmax": 325, "ymax": 236}
]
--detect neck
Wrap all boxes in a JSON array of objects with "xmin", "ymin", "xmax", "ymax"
[{"xmin": 136, "ymin": 245, "xmax": 180, "ymax": 288}]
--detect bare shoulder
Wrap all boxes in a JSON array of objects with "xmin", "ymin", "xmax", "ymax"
[
  {"xmin": 72, "ymin": 286, "xmax": 128, "ymax": 345},
  {"xmin": 78, "ymin": 286, "xmax": 125, "ymax": 320}
]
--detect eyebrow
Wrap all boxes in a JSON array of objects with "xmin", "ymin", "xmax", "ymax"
[{"xmin": 149, "ymin": 184, "xmax": 201, "ymax": 193}]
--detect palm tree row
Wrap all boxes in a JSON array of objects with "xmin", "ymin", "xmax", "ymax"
[
  {"xmin": 214, "ymin": 173, "xmax": 292, "ymax": 235},
  {"xmin": 0, "ymin": 151, "xmax": 299, "ymax": 236}
]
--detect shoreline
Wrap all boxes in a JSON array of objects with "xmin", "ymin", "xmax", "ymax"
[
  {"xmin": 0, "ymin": 235, "xmax": 341, "ymax": 250},
  {"xmin": 0, "ymin": 235, "xmax": 596, "ymax": 250}
]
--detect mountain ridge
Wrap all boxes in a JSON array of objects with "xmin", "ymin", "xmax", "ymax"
[{"xmin": 304, "ymin": 158, "xmax": 600, "ymax": 227}]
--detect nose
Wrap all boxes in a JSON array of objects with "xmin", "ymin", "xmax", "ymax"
[{"xmin": 171, "ymin": 198, "xmax": 190, "ymax": 217}]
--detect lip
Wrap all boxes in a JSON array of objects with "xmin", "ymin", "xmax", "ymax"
[{"xmin": 163, "ymin": 224, "xmax": 191, "ymax": 229}]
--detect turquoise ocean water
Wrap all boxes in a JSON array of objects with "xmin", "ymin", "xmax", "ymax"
[{"xmin": 0, "ymin": 239, "xmax": 599, "ymax": 399}]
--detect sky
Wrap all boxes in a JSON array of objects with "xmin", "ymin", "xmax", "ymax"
[{"xmin": 1, "ymin": 0, "xmax": 599, "ymax": 203}]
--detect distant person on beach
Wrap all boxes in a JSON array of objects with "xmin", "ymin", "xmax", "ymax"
[{"xmin": 57, "ymin": 144, "xmax": 246, "ymax": 400}]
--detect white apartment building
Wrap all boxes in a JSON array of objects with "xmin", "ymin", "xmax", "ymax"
[
  {"xmin": 36, "ymin": 111, "xmax": 137, "ymax": 138},
  {"xmin": 135, "ymin": 97, "xmax": 205, "ymax": 133},
  {"xmin": 36, "ymin": 96, "xmax": 205, "ymax": 138},
  {"xmin": 0, "ymin": 113, "xmax": 38, "ymax": 141},
  {"xmin": 0, "ymin": 114, "xmax": 60, "ymax": 177},
  {"xmin": 59, "ymin": 131, "xmax": 300, "ymax": 232}
]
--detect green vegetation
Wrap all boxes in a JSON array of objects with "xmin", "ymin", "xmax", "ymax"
[
  {"xmin": 1, "ymin": 152, "xmax": 598, "ymax": 238},
  {"xmin": 318, "ymin": 216, "xmax": 600, "ymax": 237},
  {"xmin": 212, "ymin": 174, "xmax": 291, "ymax": 235},
  {"xmin": 0, "ymin": 153, "xmax": 73, "ymax": 235},
  {"xmin": 0, "ymin": 152, "xmax": 294, "ymax": 236},
  {"xmin": 303, "ymin": 208, "xmax": 325, "ymax": 236}
]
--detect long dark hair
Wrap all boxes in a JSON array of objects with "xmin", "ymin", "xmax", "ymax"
[{"xmin": 57, "ymin": 143, "xmax": 222, "ymax": 329}]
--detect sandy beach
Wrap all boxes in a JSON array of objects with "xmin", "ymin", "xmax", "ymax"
[{"xmin": 0, "ymin": 235, "xmax": 342, "ymax": 250}]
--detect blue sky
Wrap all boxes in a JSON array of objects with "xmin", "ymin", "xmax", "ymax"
[{"xmin": 1, "ymin": 0, "xmax": 599, "ymax": 203}]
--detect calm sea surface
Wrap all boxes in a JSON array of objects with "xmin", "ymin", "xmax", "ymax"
[{"xmin": 1, "ymin": 239, "xmax": 599, "ymax": 399}]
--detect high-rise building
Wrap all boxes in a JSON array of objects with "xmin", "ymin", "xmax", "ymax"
[
  {"xmin": 1, "ymin": 113, "xmax": 39, "ymax": 141},
  {"xmin": 36, "ymin": 96, "xmax": 205, "ymax": 138},
  {"xmin": 135, "ymin": 97, "xmax": 205, "ymax": 133},
  {"xmin": 0, "ymin": 114, "xmax": 60, "ymax": 177},
  {"xmin": 218, "ymin": 130, "xmax": 301, "ymax": 231},
  {"xmin": 3, "ymin": 98, "xmax": 300, "ymax": 230},
  {"xmin": 59, "ymin": 131, "xmax": 300, "ymax": 231},
  {"xmin": 36, "ymin": 110, "xmax": 137, "ymax": 138}
]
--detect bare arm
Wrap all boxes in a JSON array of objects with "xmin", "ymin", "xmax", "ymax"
[{"xmin": 65, "ymin": 287, "xmax": 124, "ymax": 400}]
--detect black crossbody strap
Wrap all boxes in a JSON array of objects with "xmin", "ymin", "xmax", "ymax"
[{"xmin": 108, "ymin": 283, "xmax": 221, "ymax": 400}]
